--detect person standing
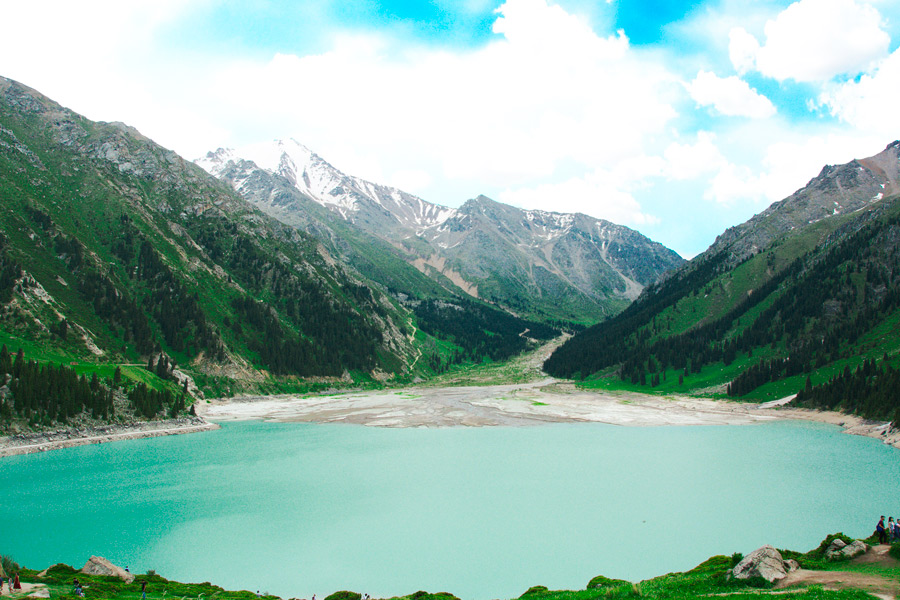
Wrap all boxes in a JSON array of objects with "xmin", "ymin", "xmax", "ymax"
[
  {"xmin": 12, "ymin": 573, "xmax": 20, "ymax": 591},
  {"xmin": 141, "ymin": 579, "xmax": 148, "ymax": 600},
  {"xmin": 876, "ymin": 516, "xmax": 887, "ymax": 544}
]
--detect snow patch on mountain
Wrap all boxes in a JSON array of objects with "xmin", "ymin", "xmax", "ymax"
[{"xmin": 196, "ymin": 139, "xmax": 456, "ymax": 230}]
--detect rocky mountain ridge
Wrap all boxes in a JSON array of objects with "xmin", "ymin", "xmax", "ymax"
[
  {"xmin": 198, "ymin": 140, "xmax": 684, "ymax": 323},
  {"xmin": 708, "ymin": 141, "xmax": 900, "ymax": 265}
]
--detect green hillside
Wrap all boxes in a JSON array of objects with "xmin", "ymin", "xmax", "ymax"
[
  {"xmin": 0, "ymin": 76, "xmax": 558, "ymax": 429},
  {"xmin": 545, "ymin": 147, "xmax": 900, "ymax": 424}
]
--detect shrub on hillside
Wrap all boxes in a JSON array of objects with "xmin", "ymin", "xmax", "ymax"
[
  {"xmin": 586, "ymin": 574, "xmax": 631, "ymax": 590},
  {"xmin": 520, "ymin": 585, "xmax": 548, "ymax": 597},
  {"xmin": 324, "ymin": 591, "xmax": 361, "ymax": 600},
  {"xmin": 890, "ymin": 542, "xmax": 900, "ymax": 560},
  {"xmin": 0, "ymin": 556, "xmax": 19, "ymax": 576}
]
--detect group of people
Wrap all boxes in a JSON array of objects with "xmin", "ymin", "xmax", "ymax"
[
  {"xmin": 875, "ymin": 515, "xmax": 900, "ymax": 543},
  {"xmin": 1, "ymin": 573, "xmax": 21, "ymax": 594}
]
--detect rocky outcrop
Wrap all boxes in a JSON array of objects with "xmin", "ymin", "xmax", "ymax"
[
  {"xmin": 825, "ymin": 539, "xmax": 868, "ymax": 560},
  {"xmin": 81, "ymin": 556, "xmax": 135, "ymax": 583},
  {"xmin": 707, "ymin": 141, "xmax": 900, "ymax": 266},
  {"xmin": 732, "ymin": 546, "xmax": 791, "ymax": 582}
]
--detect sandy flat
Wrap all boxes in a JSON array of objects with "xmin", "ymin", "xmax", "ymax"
[{"xmin": 199, "ymin": 379, "xmax": 788, "ymax": 428}]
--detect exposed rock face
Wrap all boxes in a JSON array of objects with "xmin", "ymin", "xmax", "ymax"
[
  {"xmin": 825, "ymin": 539, "xmax": 868, "ymax": 560},
  {"xmin": 81, "ymin": 556, "xmax": 135, "ymax": 583},
  {"xmin": 732, "ymin": 546, "xmax": 788, "ymax": 582},
  {"xmin": 707, "ymin": 141, "xmax": 900, "ymax": 266}
]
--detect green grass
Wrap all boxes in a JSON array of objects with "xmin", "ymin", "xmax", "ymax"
[
  {"xmin": 576, "ymin": 300, "xmax": 900, "ymax": 405},
  {"xmin": 22, "ymin": 564, "xmax": 279, "ymax": 600},
  {"xmin": 13, "ymin": 533, "xmax": 893, "ymax": 600}
]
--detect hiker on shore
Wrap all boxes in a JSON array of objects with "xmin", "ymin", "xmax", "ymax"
[
  {"xmin": 892, "ymin": 517, "xmax": 900, "ymax": 541},
  {"xmin": 141, "ymin": 579, "xmax": 148, "ymax": 600},
  {"xmin": 12, "ymin": 573, "xmax": 20, "ymax": 591},
  {"xmin": 876, "ymin": 515, "xmax": 887, "ymax": 543}
]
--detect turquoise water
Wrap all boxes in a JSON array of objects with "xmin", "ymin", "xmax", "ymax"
[{"xmin": 4, "ymin": 420, "xmax": 899, "ymax": 599}]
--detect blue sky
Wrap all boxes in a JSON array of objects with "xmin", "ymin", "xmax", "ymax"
[{"xmin": 2, "ymin": 0, "xmax": 900, "ymax": 257}]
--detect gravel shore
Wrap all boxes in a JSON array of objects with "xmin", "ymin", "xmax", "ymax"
[{"xmin": 0, "ymin": 416, "xmax": 219, "ymax": 457}]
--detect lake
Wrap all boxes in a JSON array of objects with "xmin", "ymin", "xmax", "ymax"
[{"xmin": 4, "ymin": 419, "xmax": 899, "ymax": 599}]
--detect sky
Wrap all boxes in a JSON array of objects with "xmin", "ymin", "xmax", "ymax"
[{"xmin": 2, "ymin": 0, "xmax": 900, "ymax": 257}]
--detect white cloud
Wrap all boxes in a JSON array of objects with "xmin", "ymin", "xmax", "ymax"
[
  {"xmin": 389, "ymin": 169, "xmax": 434, "ymax": 195},
  {"xmin": 498, "ymin": 172, "xmax": 660, "ymax": 226},
  {"xmin": 701, "ymin": 131, "xmax": 886, "ymax": 205},
  {"xmin": 688, "ymin": 70, "xmax": 776, "ymax": 118},
  {"xmin": 728, "ymin": 0, "xmax": 890, "ymax": 82},
  {"xmin": 499, "ymin": 132, "xmax": 729, "ymax": 224},
  {"xmin": 728, "ymin": 28, "xmax": 760, "ymax": 74},
  {"xmin": 195, "ymin": 0, "xmax": 683, "ymax": 207},
  {"xmin": 818, "ymin": 47, "xmax": 900, "ymax": 133}
]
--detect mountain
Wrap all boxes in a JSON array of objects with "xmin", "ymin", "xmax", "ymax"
[
  {"xmin": 0, "ymin": 77, "xmax": 420, "ymax": 387},
  {"xmin": 544, "ymin": 141, "xmax": 900, "ymax": 424},
  {"xmin": 197, "ymin": 140, "xmax": 684, "ymax": 323},
  {"xmin": 0, "ymin": 75, "xmax": 563, "ymax": 418}
]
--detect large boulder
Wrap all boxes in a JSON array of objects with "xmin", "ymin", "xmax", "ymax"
[
  {"xmin": 731, "ymin": 546, "xmax": 788, "ymax": 583},
  {"xmin": 81, "ymin": 556, "xmax": 134, "ymax": 583},
  {"xmin": 825, "ymin": 539, "xmax": 868, "ymax": 560}
]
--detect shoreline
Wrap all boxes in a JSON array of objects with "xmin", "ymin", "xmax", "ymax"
[
  {"xmin": 772, "ymin": 405, "xmax": 900, "ymax": 450},
  {"xmin": 3, "ymin": 382, "xmax": 896, "ymax": 457},
  {"xmin": 198, "ymin": 380, "xmax": 900, "ymax": 450},
  {"xmin": 0, "ymin": 417, "xmax": 220, "ymax": 457}
]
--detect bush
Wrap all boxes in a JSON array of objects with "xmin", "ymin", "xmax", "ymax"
[
  {"xmin": 890, "ymin": 542, "xmax": 900, "ymax": 560},
  {"xmin": 405, "ymin": 592, "xmax": 459, "ymax": 600},
  {"xmin": 730, "ymin": 552, "xmax": 743, "ymax": 568},
  {"xmin": 520, "ymin": 585, "xmax": 548, "ymax": 597},
  {"xmin": 325, "ymin": 591, "xmax": 362, "ymax": 600},
  {"xmin": 0, "ymin": 555, "xmax": 20, "ymax": 576},
  {"xmin": 587, "ymin": 574, "xmax": 631, "ymax": 590}
]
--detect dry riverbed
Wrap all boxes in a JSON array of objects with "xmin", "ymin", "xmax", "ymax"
[{"xmin": 195, "ymin": 378, "xmax": 897, "ymax": 449}]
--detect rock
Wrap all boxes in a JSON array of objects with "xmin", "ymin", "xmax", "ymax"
[
  {"xmin": 784, "ymin": 559, "xmax": 800, "ymax": 572},
  {"xmin": 841, "ymin": 540, "xmax": 868, "ymax": 559},
  {"xmin": 732, "ymin": 546, "xmax": 788, "ymax": 582},
  {"xmin": 24, "ymin": 588, "xmax": 50, "ymax": 598},
  {"xmin": 825, "ymin": 539, "xmax": 867, "ymax": 560},
  {"xmin": 81, "ymin": 556, "xmax": 135, "ymax": 583}
]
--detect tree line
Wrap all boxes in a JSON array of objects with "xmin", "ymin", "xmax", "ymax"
[
  {"xmin": 0, "ymin": 345, "xmax": 187, "ymax": 427},
  {"xmin": 544, "ymin": 205, "xmax": 900, "ymax": 416},
  {"xmin": 793, "ymin": 357, "xmax": 900, "ymax": 424},
  {"xmin": 413, "ymin": 298, "xmax": 558, "ymax": 365}
]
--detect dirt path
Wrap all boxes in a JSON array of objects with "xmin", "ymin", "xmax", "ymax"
[
  {"xmin": 1, "ymin": 582, "xmax": 48, "ymax": 597},
  {"xmin": 774, "ymin": 545, "xmax": 900, "ymax": 600}
]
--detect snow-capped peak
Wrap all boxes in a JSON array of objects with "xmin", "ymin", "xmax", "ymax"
[
  {"xmin": 196, "ymin": 147, "xmax": 240, "ymax": 178},
  {"xmin": 197, "ymin": 138, "xmax": 456, "ymax": 230}
]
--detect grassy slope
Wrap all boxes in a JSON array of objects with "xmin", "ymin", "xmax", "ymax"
[
  {"xmin": 15, "ymin": 535, "xmax": 894, "ymax": 600},
  {"xmin": 572, "ymin": 200, "xmax": 900, "ymax": 403},
  {"xmin": 0, "ymin": 79, "xmax": 503, "ymax": 400}
]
